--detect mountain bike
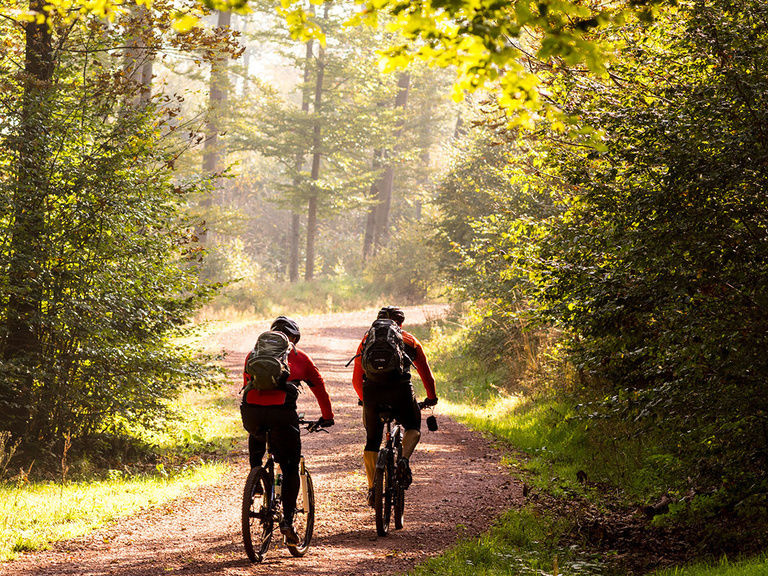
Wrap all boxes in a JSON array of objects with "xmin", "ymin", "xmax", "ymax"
[
  {"xmin": 372, "ymin": 406, "xmax": 403, "ymax": 537},
  {"xmin": 372, "ymin": 402, "xmax": 436, "ymax": 537},
  {"xmin": 241, "ymin": 417, "xmax": 326, "ymax": 563}
]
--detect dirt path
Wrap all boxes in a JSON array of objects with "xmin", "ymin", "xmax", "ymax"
[{"xmin": 2, "ymin": 305, "xmax": 523, "ymax": 576}]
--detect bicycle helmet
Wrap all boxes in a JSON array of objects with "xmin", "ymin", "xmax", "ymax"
[
  {"xmin": 270, "ymin": 316, "xmax": 301, "ymax": 343},
  {"xmin": 376, "ymin": 306, "xmax": 405, "ymax": 326}
]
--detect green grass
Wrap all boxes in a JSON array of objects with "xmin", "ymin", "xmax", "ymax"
[
  {"xmin": 0, "ymin": 359, "xmax": 243, "ymax": 562},
  {"xmin": 652, "ymin": 555, "xmax": 768, "ymax": 576},
  {"xmin": 0, "ymin": 461, "xmax": 225, "ymax": 561},
  {"xmin": 139, "ymin": 386, "xmax": 242, "ymax": 461},
  {"xmin": 416, "ymin": 320, "xmax": 768, "ymax": 576},
  {"xmin": 200, "ymin": 274, "xmax": 390, "ymax": 319},
  {"xmin": 423, "ymin": 322, "xmax": 680, "ymax": 504},
  {"xmin": 410, "ymin": 507, "xmax": 607, "ymax": 576}
]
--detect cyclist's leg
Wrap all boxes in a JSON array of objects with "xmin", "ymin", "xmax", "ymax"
[
  {"xmin": 267, "ymin": 409, "xmax": 301, "ymax": 530},
  {"xmin": 240, "ymin": 403, "xmax": 267, "ymax": 469},
  {"xmin": 395, "ymin": 381, "xmax": 422, "ymax": 460},
  {"xmin": 394, "ymin": 382, "xmax": 421, "ymax": 488},
  {"xmin": 248, "ymin": 435, "xmax": 267, "ymax": 469},
  {"xmin": 362, "ymin": 384, "xmax": 385, "ymax": 490}
]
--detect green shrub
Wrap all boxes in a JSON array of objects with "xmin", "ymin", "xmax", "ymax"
[{"xmin": 365, "ymin": 220, "xmax": 442, "ymax": 303}]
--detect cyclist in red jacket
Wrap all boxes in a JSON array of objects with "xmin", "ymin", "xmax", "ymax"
[
  {"xmin": 352, "ymin": 306, "xmax": 438, "ymax": 506},
  {"xmin": 241, "ymin": 316, "xmax": 334, "ymax": 544}
]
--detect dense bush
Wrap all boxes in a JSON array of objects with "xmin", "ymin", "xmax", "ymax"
[
  {"xmin": 435, "ymin": 0, "xmax": 768, "ymax": 508},
  {"xmin": 0, "ymin": 14, "xmax": 216, "ymax": 458}
]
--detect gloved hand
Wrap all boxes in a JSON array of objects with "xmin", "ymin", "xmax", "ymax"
[{"xmin": 421, "ymin": 397, "xmax": 438, "ymax": 408}]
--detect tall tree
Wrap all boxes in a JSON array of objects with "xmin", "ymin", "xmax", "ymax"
[
  {"xmin": 304, "ymin": 3, "xmax": 328, "ymax": 281},
  {"xmin": 1, "ymin": 0, "xmax": 55, "ymax": 439},
  {"xmin": 362, "ymin": 147, "xmax": 383, "ymax": 262},
  {"xmin": 371, "ymin": 71, "xmax": 409, "ymax": 251},
  {"xmin": 200, "ymin": 9, "xmax": 232, "ymax": 244},
  {"xmin": 122, "ymin": 3, "xmax": 155, "ymax": 108},
  {"xmin": 290, "ymin": 37, "xmax": 314, "ymax": 282}
]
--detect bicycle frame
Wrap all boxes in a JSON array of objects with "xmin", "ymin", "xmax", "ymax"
[
  {"xmin": 373, "ymin": 412, "xmax": 404, "ymax": 536},
  {"xmin": 242, "ymin": 420, "xmax": 319, "ymax": 563}
]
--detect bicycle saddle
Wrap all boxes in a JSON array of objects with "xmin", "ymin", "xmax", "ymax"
[{"xmin": 377, "ymin": 404, "xmax": 396, "ymax": 422}]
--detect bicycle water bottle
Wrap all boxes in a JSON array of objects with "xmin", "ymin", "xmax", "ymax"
[
  {"xmin": 275, "ymin": 463, "xmax": 282, "ymax": 498},
  {"xmin": 299, "ymin": 456, "xmax": 309, "ymax": 512}
]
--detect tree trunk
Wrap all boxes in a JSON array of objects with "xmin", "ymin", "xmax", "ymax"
[
  {"xmin": 2, "ymin": 0, "xmax": 55, "ymax": 439},
  {"xmin": 305, "ymin": 194, "xmax": 318, "ymax": 281},
  {"xmin": 362, "ymin": 149, "xmax": 383, "ymax": 262},
  {"xmin": 289, "ymin": 212, "xmax": 301, "ymax": 282},
  {"xmin": 414, "ymin": 78, "xmax": 436, "ymax": 222},
  {"xmin": 122, "ymin": 5, "xmax": 154, "ymax": 108},
  {"xmin": 138, "ymin": 57, "xmax": 154, "ymax": 107},
  {"xmin": 304, "ymin": 5, "xmax": 327, "ymax": 281},
  {"xmin": 453, "ymin": 112, "xmax": 464, "ymax": 139},
  {"xmin": 200, "ymin": 10, "xmax": 232, "ymax": 244},
  {"xmin": 372, "ymin": 72, "xmax": 410, "ymax": 250},
  {"xmin": 238, "ymin": 14, "xmax": 250, "ymax": 97},
  {"xmin": 289, "ymin": 38, "xmax": 314, "ymax": 282}
]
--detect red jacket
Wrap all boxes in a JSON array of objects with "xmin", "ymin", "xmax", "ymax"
[
  {"xmin": 243, "ymin": 345, "xmax": 334, "ymax": 420},
  {"xmin": 352, "ymin": 329, "xmax": 437, "ymax": 402}
]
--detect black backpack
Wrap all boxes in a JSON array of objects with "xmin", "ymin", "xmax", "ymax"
[
  {"xmin": 243, "ymin": 331, "xmax": 291, "ymax": 393},
  {"xmin": 360, "ymin": 319, "xmax": 411, "ymax": 383}
]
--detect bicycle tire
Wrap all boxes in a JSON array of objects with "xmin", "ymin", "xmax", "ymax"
[
  {"xmin": 393, "ymin": 430, "xmax": 405, "ymax": 529},
  {"xmin": 287, "ymin": 468, "xmax": 315, "ymax": 556},
  {"xmin": 242, "ymin": 467, "xmax": 273, "ymax": 563},
  {"xmin": 374, "ymin": 456, "xmax": 392, "ymax": 536}
]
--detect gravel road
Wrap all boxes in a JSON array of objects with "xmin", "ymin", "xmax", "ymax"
[{"xmin": 2, "ymin": 305, "xmax": 522, "ymax": 576}]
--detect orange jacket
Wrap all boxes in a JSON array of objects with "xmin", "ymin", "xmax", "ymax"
[{"xmin": 352, "ymin": 329, "xmax": 437, "ymax": 401}]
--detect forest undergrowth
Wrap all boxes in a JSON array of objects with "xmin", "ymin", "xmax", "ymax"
[
  {"xmin": 415, "ymin": 315, "xmax": 768, "ymax": 576},
  {"xmin": 0, "ymin": 383, "xmax": 238, "ymax": 562}
]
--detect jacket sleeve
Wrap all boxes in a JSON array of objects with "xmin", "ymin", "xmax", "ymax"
[
  {"xmin": 408, "ymin": 334, "xmax": 437, "ymax": 400},
  {"xmin": 352, "ymin": 337, "xmax": 365, "ymax": 402},
  {"xmin": 295, "ymin": 349, "xmax": 334, "ymax": 420},
  {"xmin": 243, "ymin": 352, "xmax": 251, "ymax": 388}
]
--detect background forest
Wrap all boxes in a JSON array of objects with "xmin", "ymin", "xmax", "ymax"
[{"xmin": 0, "ymin": 0, "xmax": 766, "ymax": 573}]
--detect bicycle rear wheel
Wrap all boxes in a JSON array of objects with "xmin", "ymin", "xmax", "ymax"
[
  {"xmin": 242, "ymin": 467, "xmax": 273, "ymax": 563},
  {"xmin": 393, "ymin": 430, "xmax": 405, "ymax": 530},
  {"xmin": 393, "ymin": 476, "xmax": 405, "ymax": 530},
  {"xmin": 373, "ymin": 457, "xmax": 392, "ymax": 536},
  {"xmin": 287, "ymin": 467, "xmax": 315, "ymax": 557}
]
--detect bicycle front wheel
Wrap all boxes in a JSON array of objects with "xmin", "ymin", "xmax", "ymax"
[
  {"xmin": 242, "ymin": 467, "xmax": 273, "ymax": 563},
  {"xmin": 287, "ymin": 467, "xmax": 315, "ymax": 557},
  {"xmin": 373, "ymin": 458, "xmax": 392, "ymax": 536}
]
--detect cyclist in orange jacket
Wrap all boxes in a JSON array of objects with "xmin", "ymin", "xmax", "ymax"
[
  {"xmin": 241, "ymin": 316, "xmax": 334, "ymax": 544},
  {"xmin": 352, "ymin": 306, "xmax": 438, "ymax": 506}
]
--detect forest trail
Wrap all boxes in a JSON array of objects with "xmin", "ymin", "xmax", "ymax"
[{"xmin": 2, "ymin": 305, "xmax": 523, "ymax": 576}]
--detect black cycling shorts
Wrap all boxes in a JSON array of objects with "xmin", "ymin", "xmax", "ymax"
[
  {"xmin": 362, "ymin": 379, "xmax": 421, "ymax": 452},
  {"xmin": 240, "ymin": 403, "xmax": 301, "ymax": 467}
]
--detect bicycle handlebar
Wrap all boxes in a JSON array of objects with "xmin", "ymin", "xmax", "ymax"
[{"xmin": 298, "ymin": 418, "xmax": 331, "ymax": 433}]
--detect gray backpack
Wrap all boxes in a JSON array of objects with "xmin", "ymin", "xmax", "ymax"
[{"xmin": 243, "ymin": 331, "xmax": 290, "ymax": 393}]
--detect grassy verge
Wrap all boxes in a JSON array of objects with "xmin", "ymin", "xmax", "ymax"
[
  {"xmin": 1, "ymin": 337, "xmax": 244, "ymax": 563},
  {"xmin": 135, "ymin": 386, "xmax": 242, "ymax": 463},
  {"xmin": 414, "ymin": 319, "xmax": 766, "ymax": 576},
  {"xmin": 411, "ymin": 507, "xmax": 606, "ymax": 576},
  {"xmin": 652, "ymin": 555, "xmax": 768, "ymax": 576},
  {"xmin": 0, "ymin": 461, "xmax": 224, "ymax": 562}
]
